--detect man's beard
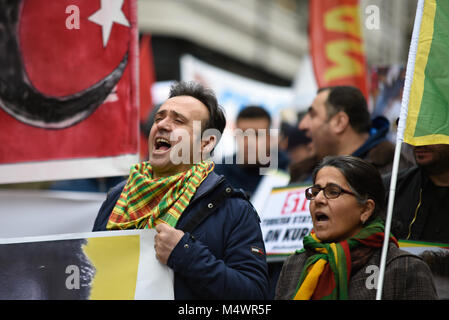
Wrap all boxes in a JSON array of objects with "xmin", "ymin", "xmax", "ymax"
[{"xmin": 417, "ymin": 145, "xmax": 449, "ymax": 175}]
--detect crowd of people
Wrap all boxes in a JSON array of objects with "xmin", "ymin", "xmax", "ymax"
[{"xmin": 92, "ymin": 80, "xmax": 447, "ymax": 300}]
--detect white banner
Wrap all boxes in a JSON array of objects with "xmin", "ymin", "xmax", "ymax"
[
  {"xmin": 0, "ymin": 190, "xmax": 104, "ymax": 238},
  {"xmin": 180, "ymin": 54, "xmax": 294, "ymax": 158},
  {"xmin": 260, "ymin": 184, "xmax": 313, "ymax": 257}
]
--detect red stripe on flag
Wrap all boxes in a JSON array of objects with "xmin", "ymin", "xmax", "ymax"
[
  {"xmin": 139, "ymin": 34, "xmax": 156, "ymax": 161},
  {"xmin": 341, "ymin": 240, "xmax": 352, "ymax": 281}
]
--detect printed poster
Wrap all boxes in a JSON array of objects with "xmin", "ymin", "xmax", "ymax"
[
  {"xmin": 259, "ymin": 184, "xmax": 313, "ymax": 258},
  {"xmin": 399, "ymin": 240, "xmax": 449, "ymax": 299},
  {"xmin": 0, "ymin": 229, "xmax": 174, "ymax": 300}
]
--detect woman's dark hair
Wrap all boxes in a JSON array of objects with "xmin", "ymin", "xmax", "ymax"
[
  {"xmin": 168, "ymin": 81, "xmax": 226, "ymax": 137},
  {"xmin": 312, "ymin": 155, "xmax": 386, "ymax": 223}
]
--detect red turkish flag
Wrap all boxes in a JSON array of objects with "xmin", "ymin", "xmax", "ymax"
[
  {"xmin": 0, "ymin": 0, "xmax": 139, "ymax": 183},
  {"xmin": 138, "ymin": 34, "xmax": 156, "ymax": 161}
]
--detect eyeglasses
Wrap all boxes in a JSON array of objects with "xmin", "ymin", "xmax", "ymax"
[{"xmin": 305, "ymin": 184, "xmax": 356, "ymax": 200}]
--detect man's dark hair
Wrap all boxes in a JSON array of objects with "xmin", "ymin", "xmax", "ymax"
[
  {"xmin": 319, "ymin": 86, "xmax": 371, "ymax": 134},
  {"xmin": 312, "ymin": 155, "xmax": 386, "ymax": 224},
  {"xmin": 236, "ymin": 105, "xmax": 271, "ymax": 127},
  {"xmin": 168, "ymin": 81, "xmax": 226, "ymax": 136}
]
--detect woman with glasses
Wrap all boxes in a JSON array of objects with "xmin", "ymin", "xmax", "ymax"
[{"xmin": 275, "ymin": 155, "xmax": 437, "ymax": 300}]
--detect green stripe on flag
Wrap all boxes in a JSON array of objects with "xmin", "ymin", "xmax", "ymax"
[
  {"xmin": 405, "ymin": 0, "xmax": 449, "ymax": 145},
  {"xmin": 415, "ymin": 0, "xmax": 449, "ymax": 137}
]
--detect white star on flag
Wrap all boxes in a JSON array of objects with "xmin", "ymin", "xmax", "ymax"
[{"xmin": 88, "ymin": 0, "xmax": 130, "ymax": 48}]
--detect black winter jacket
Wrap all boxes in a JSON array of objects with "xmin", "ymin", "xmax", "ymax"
[
  {"xmin": 383, "ymin": 166, "xmax": 449, "ymax": 243},
  {"xmin": 93, "ymin": 171, "xmax": 269, "ymax": 299}
]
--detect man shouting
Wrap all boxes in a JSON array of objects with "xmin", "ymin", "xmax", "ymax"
[{"xmin": 93, "ymin": 81, "xmax": 269, "ymax": 299}]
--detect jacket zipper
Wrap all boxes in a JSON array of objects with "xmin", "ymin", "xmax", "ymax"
[
  {"xmin": 184, "ymin": 177, "xmax": 226, "ymax": 208},
  {"xmin": 406, "ymin": 188, "xmax": 422, "ymax": 240}
]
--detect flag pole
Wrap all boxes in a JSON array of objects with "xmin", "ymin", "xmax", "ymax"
[
  {"xmin": 375, "ymin": 139, "xmax": 402, "ymax": 300},
  {"xmin": 375, "ymin": 0, "xmax": 425, "ymax": 300}
]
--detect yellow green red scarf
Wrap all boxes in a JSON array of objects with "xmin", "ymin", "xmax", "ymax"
[
  {"xmin": 106, "ymin": 160, "xmax": 214, "ymax": 230},
  {"xmin": 293, "ymin": 218, "xmax": 398, "ymax": 300}
]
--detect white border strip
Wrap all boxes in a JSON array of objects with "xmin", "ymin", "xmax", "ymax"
[
  {"xmin": 135, "ymin": 230, "xmax": 174, "ymax": 299},
  {"xmin": 0, "ymin": 154, "xmax": 138, "ymax": 184},
  {"xmin": 0, "ymin": 229, "xmax": 145, "ymax": 244}
]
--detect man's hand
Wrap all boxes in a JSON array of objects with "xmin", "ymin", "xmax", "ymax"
[{"xmin": 154, "ymin": 223, "xmax": 185, "ymax": 265}]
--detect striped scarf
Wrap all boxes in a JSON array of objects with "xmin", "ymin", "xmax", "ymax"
[
  {"xmin": 292, "ymin": 218, "xmax": 398, "ymax": 300},
  {"xmin": 106, "ymin": 161, "xmax": 214, "ymax": 230}
]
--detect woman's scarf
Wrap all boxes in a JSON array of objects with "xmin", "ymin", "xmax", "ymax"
[
  {"xmin": 106, "ymin": 161, "xmax": 214, "ymax": 230},
  {"xmin": 292, "ymin": 218, "xmax": 398, "ymax": 300}
]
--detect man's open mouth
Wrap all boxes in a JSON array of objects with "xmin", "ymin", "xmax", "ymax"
[{"xmin": 155, "ymin": 138, "xmax": 172, "ymax": 151}]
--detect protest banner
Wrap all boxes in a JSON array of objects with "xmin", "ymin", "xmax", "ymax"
[
  {"xmin": 259, "ymin": 184, "xmax": 313, "ymax": 259},
  {"xmin": 309, "ymin": 0, "xmax": 369, "ymax": 98},
  {"xmin": 399, "ymin": 239, "xmax": 449, "ymax": 255},
  {"xmin": 0, "ymin": 0, "xmax": 139, "ymax": 183},
  {"xmin": 251, "ymin": 169, "xmax": 290, "ymax": 214},
  {"xmin": 0, "ymin": 189, "xmax": 104, "ymax": 238},
  {"xmin": 0, "ymin": 229, "xmax": 174, "ymax": 299},
  {"xmin": 399, "ymin": 239, "xmax": 449, "ymax": 299}
]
